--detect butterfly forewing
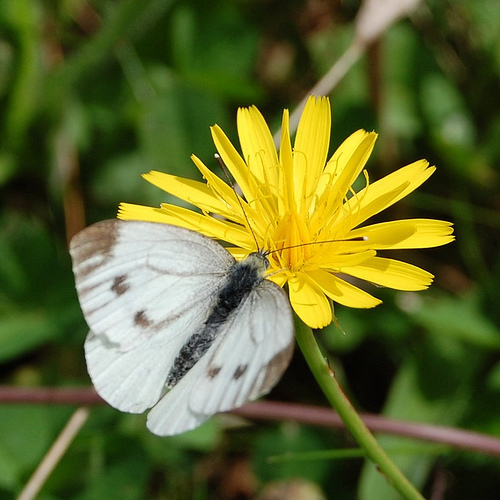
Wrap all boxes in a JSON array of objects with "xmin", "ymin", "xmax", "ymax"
[
  {"xmin": 71, "ymin": 220, "xmax": 235, "ymax": 412},
  {"xmin": 71, "ymin": 220, "xmax": 234, "ymax": 349}
]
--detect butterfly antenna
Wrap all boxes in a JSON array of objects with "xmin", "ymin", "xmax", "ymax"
[
  {"xmin": 214, "ymin": 153, "xmax": 261, "ymax": 252},
  {"xmin": 266, "ymin": 236, "xmax": 368, "ymax": 256}
]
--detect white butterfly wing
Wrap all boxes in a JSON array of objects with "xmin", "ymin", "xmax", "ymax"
[
  {"xmin": 147, "ymin": 280, "xmax": 294, "ymax": 436},
  {"xmin": 84, "ymin": 331, "xmax": 180, "ymax": 413},
  {"xmin": 70, "ymin": 220, "xmax": 235, "ymax": 412},
  {"xmin": 71, "ymin": 220, "xmax": 234, "ymax": 348}
]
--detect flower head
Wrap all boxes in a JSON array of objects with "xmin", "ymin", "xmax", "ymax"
[{"xmin": 119, "ymin": 96, "xmax": 454, "ymax": 328}]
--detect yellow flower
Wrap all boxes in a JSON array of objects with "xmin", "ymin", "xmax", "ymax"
[{"xmin": 119, "ymin": 96, "xmax": 454, "ymax": 329}]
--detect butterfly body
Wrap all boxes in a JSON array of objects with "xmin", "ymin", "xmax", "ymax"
[
  {"xmin": 167, "ymin": 252, "xmax": 269, "ymax": 387},
  {"xmin": 70, "ymin": 220, "xmax": 294, "ymax": 435}
]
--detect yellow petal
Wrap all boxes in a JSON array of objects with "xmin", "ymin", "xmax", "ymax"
[
  {"xmin": 308, "ymin": 269, "xmax": 382, "ymax": 308},
  {"xmin": 341, "ymin": 257, "xmax": 434, "ymax": 291},
  {"xmin": 143, "ymin": 170, "xmax": 232, "ymax": 217},
  {"xmin": 278, "ymin": 108, "xmax": 296, "ymax": 213},
  {"xmin": 341, "ymin": 160, "xmax": 435, "ymax": 228},
  {"xmin": 192, "ymin": 154, "xmax": 274, "ymax": 240},
  {"xmin": 349, "ymin": 219, "xmax": 455, "ymax": 249},
  {"xmin": 267, "ymin": 272, "xmax": 288, "ymax": 288},
  {"xmin": 293, "ymin": 96, "xmax": 331, "ymax": 213},
  {"xmin": 289, "ymin": 274, "xmax": 332, "ymax": 328},
  {"xmin": 328, "ymin": 130, "xmax": 376, "ymax": 184},
  {"xmin": 321, "ymin": 131, "xmax": 377, "ymax": 205},
  {"xmin": 119, "ymin": 202, "xmax": 255, "ymax": 249},
  {"xmin": 118, "ymin": 203, "xmax": 174, "ymax": 223},
  {"xmin": 190, "ymin": 156, "xmax": 245, "ymax": 217},
  {"xmin": 210, "ymin": 125, "xmax": 256, "ymax": 201},
  {"xmin": 237, "ymin": 106, "xmax": 279, "ymax": 190},
  {"xmin": 309, "ymin": 131, "xmax": 377, "ymax": 229},
  {"xmin": 308, "ymin": 249, "xmax": 376, "ymax": 269}
]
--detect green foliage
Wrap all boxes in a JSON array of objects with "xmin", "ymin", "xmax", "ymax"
[
  {"xmin": 1, "ymin": 0, "xmax": 500, "ymax": 498},
  {"xmin": 0, "ymin": 405, "xmax": 71, "ymax": 491}
]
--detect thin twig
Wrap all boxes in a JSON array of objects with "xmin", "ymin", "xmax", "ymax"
[
  {"xmin": 278, "ymin": 0, "xmax": 423, "ymax": 142},
  {"xmin": 17, "ymin": 407, "xmax": 90, "ymax": 500},
  {"xmin": 2, "ymin": 387, "xmax": 500, "ymax": 458},
  {"xmin": 234, "ymin": 401, "xmax": 500, "ymax": 458},
  {"xmin": 0, "ymin": 387, "xmax": 103, "ymax": 405}
]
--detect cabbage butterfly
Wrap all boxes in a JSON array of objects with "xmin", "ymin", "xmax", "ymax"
[{"xmin": 70, "ymin": 219, "xmax": 294, "ymax": 436}]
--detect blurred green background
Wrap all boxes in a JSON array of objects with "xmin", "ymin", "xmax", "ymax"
[{"xmin": 1, "ymin": 0, "xmax": 500, "ymax": 498}]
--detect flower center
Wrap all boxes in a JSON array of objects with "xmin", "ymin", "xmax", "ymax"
[{"xmin": 269, "ymin": 212, "xmax": 315, "ymax": 272}]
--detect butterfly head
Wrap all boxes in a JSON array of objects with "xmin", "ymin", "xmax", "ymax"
[{"xmin": 243, "ymin": 251, "xmax": 270, "ymax": 277}]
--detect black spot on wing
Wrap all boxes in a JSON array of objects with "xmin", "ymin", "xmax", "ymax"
[
  {"xmin": 134, "ymin": 310, "xmax": 152, "ymax": 328},
  {"xmin": 233, "ymin": 364, "xmax": 248, "ymax": 380},
  {"xmin": 208, "ymin": 366, "xmax": 221, "ymax": 379},
  {"xmin": 111, "ymin": 274, "xmax": 129, "ymax": 296}
]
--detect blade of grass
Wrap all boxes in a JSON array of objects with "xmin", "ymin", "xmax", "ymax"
[{"xmin": 17, "ymin": 407, "xmax": 90, "ymax": 500}]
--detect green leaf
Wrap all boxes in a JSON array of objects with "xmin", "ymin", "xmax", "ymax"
[
  {"xmin": 0, "ymin": 406, "xmax": 68, "ymax": 491},
  {"xmin": 0, "ymin": 311, "xmax": 57, "ymax": 362},
  {"xmin": 75, "ymin": 456, "xmax": 149, "ymax": 500},
  {"xmin": 410, "ymin": 292, "xmax": 500, "ymax": 350},
  {"xmin": 358, "ymin": 331, "xmax": 481, "ymax": 499},
  {"xmin": 253, "ymin": 424, "xmax": 333, "ymax": 485}
]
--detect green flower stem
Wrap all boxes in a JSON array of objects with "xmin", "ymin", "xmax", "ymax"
[{"xmin": 294, "ymin": 317, "xmax": 425, "ymax": 500}]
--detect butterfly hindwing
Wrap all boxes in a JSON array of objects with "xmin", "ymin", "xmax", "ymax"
[
  {"xmin": 191, "ymin": 279, "xmax": 294, "ymax": 413},
  {"xmin": 84, "ymin": 330, "xmax": 179, "ymax": 413},
  {"xmin": 146, "ymin": 279, "xmax": 294, "ymax": 436}
]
